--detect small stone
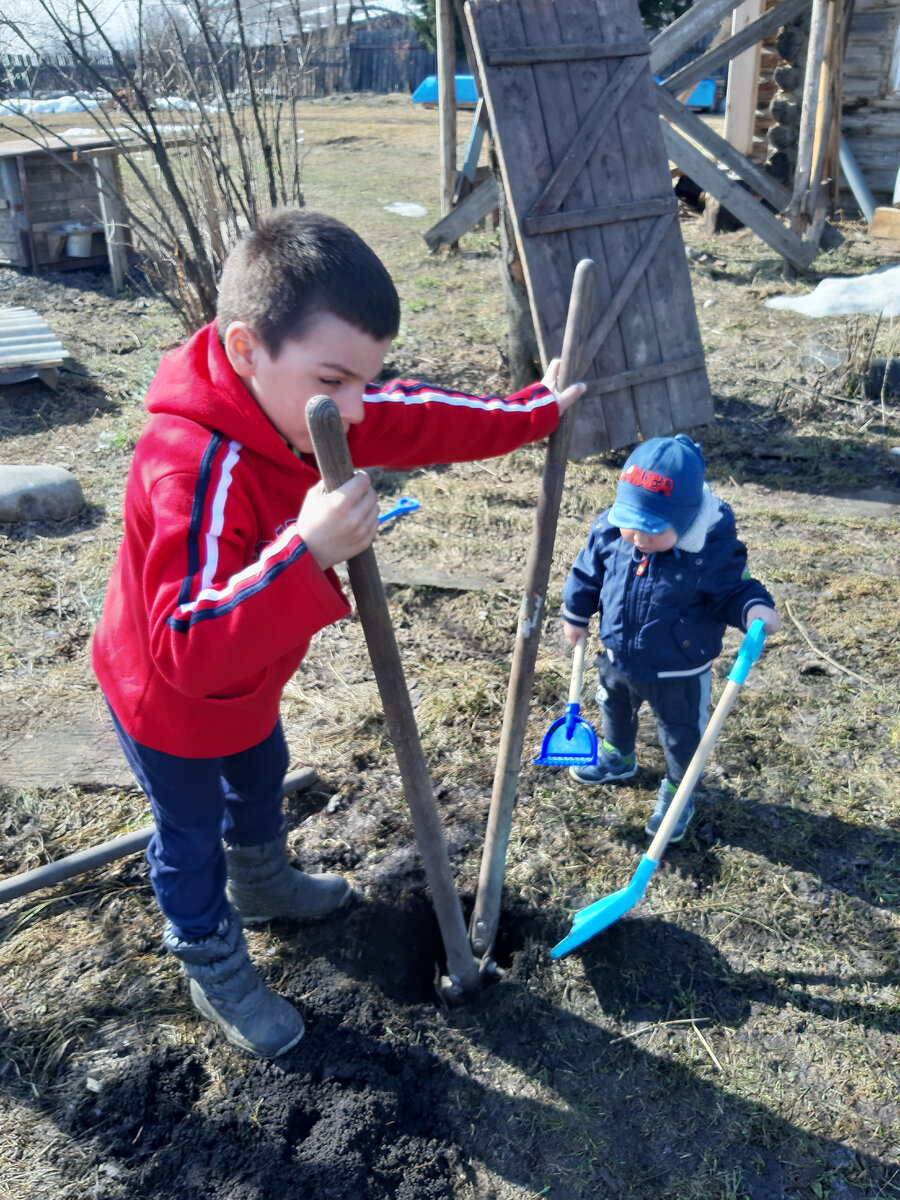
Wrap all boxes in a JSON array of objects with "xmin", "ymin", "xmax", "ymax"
[
  {"xmin": 703, "ymin": 297, "xmax": 716, "ymax": 308},
  {"xmin": 0, "ymin": 464, "xmax": 84, "ymax": 522},
  {"xmin": 85, "ymin": 1074, "xmax": 103, "ymax": 1093}
]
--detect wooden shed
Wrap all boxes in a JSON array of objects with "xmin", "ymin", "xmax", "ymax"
[
  {"xmin": 841, "ymin": 0, "xmax": 900, "ymax": 202},
  {"xmin": 0, "ymin": 134, "xmax": 130, "ymax": 290}
]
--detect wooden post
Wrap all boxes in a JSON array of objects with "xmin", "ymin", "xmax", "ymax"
[
  {"xmin": 810, "ymin": 0, "xmax": 845, "ymax": 220},
  {"xmin": 90, "ymin": 152, "xmax": 129, "ymax": 293},
  {"xmin": 723, "ymin": 0, "xmax": 765, "ymax": 157},
  {"xmin": 15, "ymin": 156, "xmax": 39, "ymax": 274},
  {"xmin": 436, "ymin": 0, "xmax": 457, "ymax": 216},
  {"xmin": 790, "ymin": 0, "xmax": 828, "ymax": 233}
]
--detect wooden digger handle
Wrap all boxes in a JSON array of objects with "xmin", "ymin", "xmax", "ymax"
[
  {"xmin": 469, "ymin": 258, "xmax": 597, "ymax": 959},
  {"xmin": 305, "ymin": 395, "xmax": 480, "ymax": 997}
]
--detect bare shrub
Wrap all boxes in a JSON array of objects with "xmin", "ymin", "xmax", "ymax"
[{"xmin": 1, "ymin": 0, "xmax": 311, "ymax": 330}]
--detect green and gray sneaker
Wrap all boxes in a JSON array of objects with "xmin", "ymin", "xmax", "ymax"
[
  {"xmin": 645, "ymin": 778, "xmax": 695, "ymax": 842},
  {"xmin": 569, "ymin": 741, "xmax": 638, "ymax": 785}
]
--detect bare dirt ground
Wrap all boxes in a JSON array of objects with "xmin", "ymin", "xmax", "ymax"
[{"xmin": 1, "ymin": 96, "xmax": 899, "ymax": 1200}]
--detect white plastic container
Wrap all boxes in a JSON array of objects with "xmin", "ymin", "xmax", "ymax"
[{"xmin": 65, "ymin": 227, "xmax": 94, "ymax": 256}]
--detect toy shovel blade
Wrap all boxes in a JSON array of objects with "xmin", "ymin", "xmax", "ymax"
[{"xmin": 549, "ymin": 856, "xmax": 657, "ymax": 957}]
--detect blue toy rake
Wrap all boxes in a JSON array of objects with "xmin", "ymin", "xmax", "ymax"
[{"xmin": 550, "ymin": 620, "xmax": 768, "ymax": 957}]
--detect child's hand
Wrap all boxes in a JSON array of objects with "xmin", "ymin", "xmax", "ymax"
[
  {"xmin": 745, "ymin": 604, "xmax": 783, "ymax": 634},
  {"xmin": 563, "ymin": 621, "xmax": 588, "ymax": 647},
  {"xmin": 297, "ymin": 473, "xmax": 379, "ymax": 570},
  {"xmin": 543, "ymin": 358, "xmax": 587, "ymax": 414}
]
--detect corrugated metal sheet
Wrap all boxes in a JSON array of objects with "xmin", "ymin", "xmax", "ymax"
[{"xmin": 0, "ymin": 307, "xmax": 68, "ymax": 369}]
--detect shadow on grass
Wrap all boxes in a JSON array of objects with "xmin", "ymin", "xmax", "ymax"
[
  {"xmin": 654, "ymin": 791, "xmax": 900, "ymax": 915},
  {"xmin": 0, "ymin": 370, "xmax": 120, "ymax": 442}
]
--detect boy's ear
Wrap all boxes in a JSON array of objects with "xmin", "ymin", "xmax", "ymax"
[{"xmin": 223, "ymin": 321, "xmax": 259, "ymax": 379}]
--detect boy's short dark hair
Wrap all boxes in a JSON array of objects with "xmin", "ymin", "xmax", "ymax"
[{"xmin": 216, "ymin": 208, "xmax": 400, "ymax": 355}]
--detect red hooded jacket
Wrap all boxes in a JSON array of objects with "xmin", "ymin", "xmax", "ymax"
[{"xmin": 91, "ymin": 323, "xmax": 559, "ymax": 756}]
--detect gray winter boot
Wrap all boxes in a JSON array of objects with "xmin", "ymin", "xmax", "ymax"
[
  {"xmin": 225, "ymin": 829, "xmax": 352, "ymax": 924},
  {"xmin": 163, "ymin": 915, "xmax": 305, "ymax": 1058}
]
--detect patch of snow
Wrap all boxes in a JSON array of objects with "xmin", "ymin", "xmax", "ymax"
[
  {"xmin": 765, "ymin": 264, "xmax": 900, "ymax": 318},
  {"xmin": 383, "ymin": 201, "xmax": 428, "ymax": 218},
  {"xmin": 0, "ymin": 94, "xmax": 100, "ymax": 115}
]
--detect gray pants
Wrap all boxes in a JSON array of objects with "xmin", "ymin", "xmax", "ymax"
[{"xmin": 595, "ymin": 654, "xmax": 711, "ymax": 786}]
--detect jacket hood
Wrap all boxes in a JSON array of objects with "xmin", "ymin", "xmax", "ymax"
[
  {"xmin": 675, "ymin": 484, "xmax": 721, "ymax": 553},
  {"xmin": 145, "ymin": 322, "xmax": 299, "ymax": 468}
]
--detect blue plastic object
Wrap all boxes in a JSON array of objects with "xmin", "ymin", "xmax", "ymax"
[
  {"xmin": 378, "ymin": 496, "xmax": 420, "ymax": 526},
  {"xmin": 728, "ymin": 618, "xmax": 766, "ymax": 684},
  {"xmin": 411, "ymin": 75, "xmax": 479, "ymax": 105},
  {"xmin": 533, "ymin": 703, "xmax": 598, "ymax": 767},
  {"xmin": 653, "ymin": 76, "xmax": 716, "ymax": 111},
  {"xmin": 549, "ymin": 620, "xmax": 768, "ymax": 957},
  {"xmin": 550, "ymin": 856, "xmax": 657, "ymax": 958}
]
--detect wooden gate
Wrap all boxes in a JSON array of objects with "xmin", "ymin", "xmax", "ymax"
[{"xmin": 467, "ymin": 0, "xmax": 714, "ymax": 457}]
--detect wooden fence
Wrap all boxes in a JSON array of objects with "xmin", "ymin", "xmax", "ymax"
[{"xmin": 0, "ymin": 24, "xmax": 436, "ymax": 101}]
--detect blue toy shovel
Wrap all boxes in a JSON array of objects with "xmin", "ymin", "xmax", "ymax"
[
  {"xmin": 534, "ymin": 639, "xmax": 599, "ymax": 768},
  {"xmin": 550, "ymin": 620, "xmax": 768, "ymax": 958},
  {"xmin": 378, "ymin": 496, "xmax": 420, "ymax": 525}
]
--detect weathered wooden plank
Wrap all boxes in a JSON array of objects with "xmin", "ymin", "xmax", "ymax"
[
  {"xmin": 649, "ymin": 0, "xmax": 742, "ymax": 74},
  {"xmin": 586, "ymin": 353, "xmax": 708, "ymax": 396},
  {"xmin": 531, "ymin": 55, "xmax": 646, "ymax": 217},
  {"xmin": 663, "ymin": 0, "xmax": 810, "ymax": 97},
  {"xmin": 522, "ymin": 195, "xmax": 677, "ymax": 236},
  {"xmin": 659, "ymin": 121, "xmax": 816, "ymax": 268},
  {"xmin": 581, "ymin": 212, "xmax": 676, "ymax": 369},
  {"xmin": 487, "ymin": 41, "xmax": 649, "ymax": 64},
  {"xmin": 657, "ymin": 84, "xmax": 791, "ymax": 211},
  {"xmin": 92, "ymin": 153, "xmax": 129, "ymax": 293},
  {"xmin": 868, "ymin": 206, "xmax": 900, "ymax": 241},
  {"xmin": 0, "ymin": 721, "xmax": 137, "ymax": 789},
  {"xmin": 424, "ymin": 176, "xmax": 499, "ymax": 249}
]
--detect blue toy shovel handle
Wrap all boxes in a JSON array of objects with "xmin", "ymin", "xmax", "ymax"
[
  {"xmin": 378, "ymin": 496, "xmax": 420, "ymax": 525},
  {"xmin": 729, "ymin": 618, "xmax": 766, "ymax": 684}
]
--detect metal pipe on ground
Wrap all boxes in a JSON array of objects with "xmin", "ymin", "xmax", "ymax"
[
  {"xmin": 839, "ymin": 136, "xmax": 876, "ymax": 224},
  {"xmin": 0, "ymin": 767, "xmax": 318, "ymax": 907}
]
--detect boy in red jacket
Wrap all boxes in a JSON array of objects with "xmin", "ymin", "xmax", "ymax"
[{"xmin": 92, "ymin": 208, "xmax": 583, "ymax": 1058}]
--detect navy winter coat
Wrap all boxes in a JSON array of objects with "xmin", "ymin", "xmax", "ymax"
[{"xmin": 561, "ymin": 497, "xmax": 774, "ymax": 682}]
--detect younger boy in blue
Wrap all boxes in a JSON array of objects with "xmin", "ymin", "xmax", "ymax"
[{"xmin": 561, "ymin": 434, "xmax": 781, "ymax": 840}]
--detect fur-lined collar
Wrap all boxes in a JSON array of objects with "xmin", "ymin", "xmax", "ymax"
[{"xmin": 675, "ymin": 484, "xmax": 719, "ymax": 553}]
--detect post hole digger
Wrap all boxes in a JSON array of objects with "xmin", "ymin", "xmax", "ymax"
[
  {"xmin": 550, "ymin": 619, "xmax": 768, "ymax": 958},
  {"xmin": 307, "ymin": 394, "xmax": 483, "ymax": 1002},
  {"xmin": 310, "ymin": 261, "xmax": 597, "ymax": 995}
]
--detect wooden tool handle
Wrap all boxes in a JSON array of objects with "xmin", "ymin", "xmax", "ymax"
[
  {"xmin": 305, "ymin": 395, "xmax": 479, "ymax": 996},
  {"xmin": 469, "ymin": 258, "xmax": 597, "ymax": 959},
  {"xmin": 568, "ymin": 639, "xmax": 587, "ymax": 706}
]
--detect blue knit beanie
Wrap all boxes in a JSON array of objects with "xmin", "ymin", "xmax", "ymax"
[{"xmin": 608, "ymin": 434, "xmax": 706, "ymax": 536}]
